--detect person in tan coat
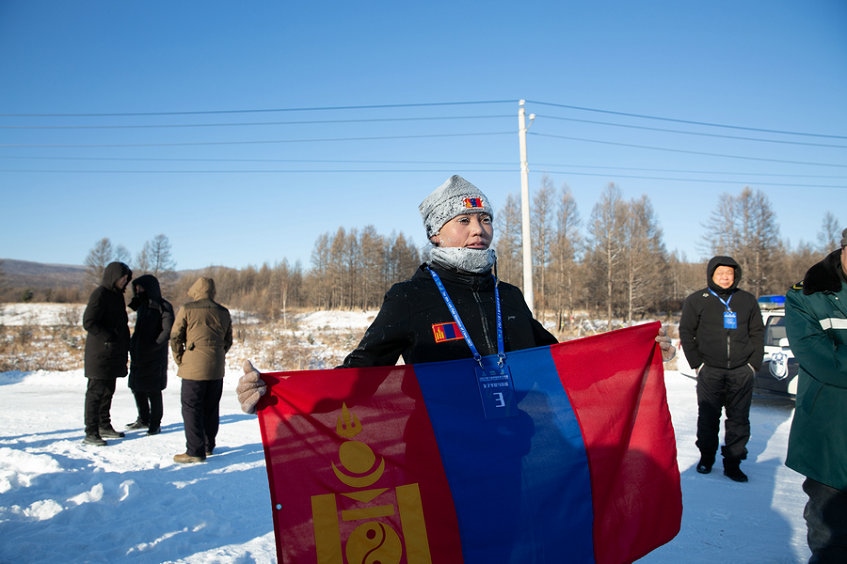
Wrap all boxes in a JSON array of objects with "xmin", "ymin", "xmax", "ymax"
[{"xmin": 170, "ymin": 277, "xmax": 232, "ymax": 463}]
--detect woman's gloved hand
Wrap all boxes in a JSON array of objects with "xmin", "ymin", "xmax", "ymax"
[
  {"xmin": 236, "ymin": 360, "xmax": 267, "ymax": 414},
  {"xmin": 656, "ymin": 326, "xmax": 676, "ymax": 362}
]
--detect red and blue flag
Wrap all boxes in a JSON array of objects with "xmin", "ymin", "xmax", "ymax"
[
  {"xmin": 462, "ymin": 197, "xmax": 485, "ymax": 210},
  {"xmin": 256, "ymin": 321, "xmax": 681, "ymax": 563}
]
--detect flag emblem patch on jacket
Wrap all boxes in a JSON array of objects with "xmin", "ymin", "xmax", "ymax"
[{"xmin": 431, "ymin": 321, "xmax": 463, "ymax": 343}]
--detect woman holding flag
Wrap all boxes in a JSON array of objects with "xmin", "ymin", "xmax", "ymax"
[
  {"xmin": 236, "ymin": 174, "xmax": 677, "ymax": 563},
  {"xmin": 237, "ymin": 173, "xmax": 675, "ymax": 408}
]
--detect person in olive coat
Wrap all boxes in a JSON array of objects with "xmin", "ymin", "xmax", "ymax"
[
  {"xmin": 82, "ymin": 261, "xmax": 132, "ymax": 446},
  {"xmin": 785, "ymin": 229, "xmax": 847, "ymax": 563},
  {"xmin": 170, "ymin": 277, "xmax": 232, "ymax": 463},
  {"xmin": 127, "ymin": 274, "xmax": 174, "ymax": 436}
]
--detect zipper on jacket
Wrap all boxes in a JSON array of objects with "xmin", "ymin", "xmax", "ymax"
[
  {"xmin": 726, "ymin": 333, "xmax": 731, "ymax": 369},
  {"xmin": 473, "ymin": 288, "xmax": 496, "ymax": 355}
]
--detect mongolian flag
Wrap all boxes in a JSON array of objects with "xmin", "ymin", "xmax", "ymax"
[{"xmin": 256, "ymin": 321, "xmax": 682, "ymax": 563}]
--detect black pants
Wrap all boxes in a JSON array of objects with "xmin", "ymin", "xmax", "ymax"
[
  {"xmin": 132, "ymin": 390, "xmax": 163, "ymax": 428},
  {"xmin": 804, "ymin": 478, "xmax": 847, "ymax": 563},
  {"xmin": 695, "ymin": 364, "xmax": 753, "ymax": 461},
  {"xmin": 84, "ymin": 378, "xmax": 117, "ymax": 436},
  {"xmin": 180, "ymin": 379, "xmax": 223, "ymax": 457}
]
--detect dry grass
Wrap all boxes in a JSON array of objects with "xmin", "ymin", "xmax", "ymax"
[
  {"xmin": 0, "ymin": 324, "xmax": 85, "ymax": 372},
  {"xmin": 0, "ymin": 313, "xmax": 358, "ymax": 373},
  {"xmin": 0, "ymin": 306, "xmax": 679, "ymax": 373}
]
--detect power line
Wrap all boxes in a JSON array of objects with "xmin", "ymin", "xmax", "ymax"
[
  {"xmin": 2, "ymin": 98, "xmax": 842, "ymax": 142},
  {"xmin": 2, "ymin": 154, "xmax": 844, "ymax": 181},
  {"xmin": 531, "ymin": 132, "xmax": 847, "ymax": 169},
  {"xmin": 0, "ymin": 130, "xmax": 514, "ymax": 149},
  {"xmin": 1, "ymin": 98, "xmax": 843, "ymax": 181},
  {"xmin": 537, "ymin": 113, "xmax": 847, "ymax": 149},
  {"xmin": 0, "ymin": 114, "xmax": 513, "ymax": 130},
  {"xmin": 528, "ymin": 99, "xmax": 847, "ymax": 140},
  {"xmin": 1, "ymin": 165, "xmax": 841, "ymax": 189},
  {"xmin": 0, "ymin": 100, "xmax": 517, "ymax": 118},
  {"xmin": 529, "ymin": 167, "xmax": 847, "ymax": 189}
]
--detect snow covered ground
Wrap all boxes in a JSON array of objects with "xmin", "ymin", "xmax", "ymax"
[{"xmin": 0, "ymin": 306, "xmax": 811, "ymax": 563}]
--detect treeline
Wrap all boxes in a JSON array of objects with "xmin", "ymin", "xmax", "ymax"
[
  {"xmin": 169, "ymin": 227, "xmax": 421, "ymax": 320},
  {"xmin": 1, "ymin": 181, "xmax": 838, "ymax": 329},
  {"xmin": 177, "ymin": 182, "xmax": 833, "ymax": 329}
]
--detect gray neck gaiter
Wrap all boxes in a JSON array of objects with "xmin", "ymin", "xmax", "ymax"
[{"xmin": 427, "ymin": 246, "xmax": 496, "ymax": 274}]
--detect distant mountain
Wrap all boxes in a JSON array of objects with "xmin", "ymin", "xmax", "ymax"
[{"xmin": 0, "ymin": 259, "xmax": 88, "ymax": 290}]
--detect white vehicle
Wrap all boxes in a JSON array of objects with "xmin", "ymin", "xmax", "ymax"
[{"xmin": 677, "ymin": 294, "xmax": 797, "ymax": 398}]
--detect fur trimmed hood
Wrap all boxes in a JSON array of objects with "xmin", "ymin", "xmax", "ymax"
[{"xmin": 798, "ymin": 249, "xmax": 844, "ymax": 295}]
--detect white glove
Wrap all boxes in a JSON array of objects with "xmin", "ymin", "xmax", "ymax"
[
  {"xmin": 656, "ymin": 326, "xmax": 676, "ymax": 362},
  {"xmin": 236, "ymin": 360, "xmax": 267, "ymax": 414}
]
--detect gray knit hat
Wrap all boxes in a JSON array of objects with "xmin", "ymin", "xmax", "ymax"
[
  {"xmin": 419, "ymin": 175, "xmax": 494, "ymax": 237},
  {"xmin": 841, "ymin": 228, "xmax": 847, "ymax": 248}
]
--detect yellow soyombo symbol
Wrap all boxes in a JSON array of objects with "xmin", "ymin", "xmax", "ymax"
[{"xmin": 311, "ymin": 403, "xmax": 433, "ymax": 564}]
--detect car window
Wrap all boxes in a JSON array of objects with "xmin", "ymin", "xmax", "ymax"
[{"xmin": 764, "ymin": 315, "xmax": 787, "ymax": 347}]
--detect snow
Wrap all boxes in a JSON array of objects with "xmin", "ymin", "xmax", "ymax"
[
  {"xmin": 0, "ymin": 303, "xmax": 85, "ymax": 326},
  {"xmin": 0, "ymin": 306, "xmax": 812, "ymax": 563}
]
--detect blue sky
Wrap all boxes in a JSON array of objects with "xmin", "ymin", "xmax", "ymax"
[{"xmin": 1, "ymin": 1, "xmax": 845, "ymax": 273}]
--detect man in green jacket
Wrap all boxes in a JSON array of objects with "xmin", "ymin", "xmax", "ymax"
[{"xmin": 785, "ymin": 229, "xmax": 847, "ymax": 563}]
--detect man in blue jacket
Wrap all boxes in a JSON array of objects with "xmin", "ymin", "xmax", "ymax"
[
  {"xmin": 679, "ymin": 256, "xmax": 764, "ymax": 482},
  {"xmin": 785, "ymin": 230, "xmax": 847, "ymax": 563}
]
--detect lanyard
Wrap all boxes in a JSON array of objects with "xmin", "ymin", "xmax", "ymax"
[
  {"xmin": 427, "ymin": 267, "xmax": 505, "ymax": 367},
  {"xmin": 709, "ymin": 289, "xmax": 733, "ymax": 311}
]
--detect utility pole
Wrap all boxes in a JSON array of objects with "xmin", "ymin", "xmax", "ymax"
[{"xmin": 518, "ymin": 100, "xmax": 535, "ymax": 313}]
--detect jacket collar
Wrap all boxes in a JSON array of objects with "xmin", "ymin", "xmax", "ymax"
[{"xmin": 416, "ymin": 263, "xmax": 494, "ymax": 290}]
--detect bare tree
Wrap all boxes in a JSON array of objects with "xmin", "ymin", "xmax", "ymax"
[
  {"xmin": 703, "ymin": 187, "xmax": 782, "ymax": 296},
  {"xmin": 818, "ymin": 211, "xmax": 841, "ymax": 253},
  {"xmin": 84, "ymin": 238, "xmax": 115, "ymax": 286},
  {"xmin": 531, "ymin": 176, "xmax": 556, "ymax": 315},
  {"xmin": 138, "ymin": 234, "xmax": 177, "ymax": 282},
  {"xmin": 621, "ymin": 195, "xmax": 667, "ymax": 322},
  {"xmin": 114, "ymin": 245, "xmax": 132, "ymax": 266},
  {"xmin": 494, "ymin": 193, "xmax": 523, "ymax": 287},
  {"xmin": 270, "ymin": 259, "xmax": 302, "ymax": 324},
  {"xmin": 387, "ymin": 232, "xmax": 420, "ymax": 283},
  {"xmin": 586, "ymin": 183, "xmax": 627, "ymax": 326},
  {"xmin": 359, "ymin": 225, "xmax": 386, "ymax": 309},
  {"xmin": 549, "ymin": 183, "xmax": 582, "ymax": 330},
  {"xmin": 308, "ymin": 232, "xmax": 332, "ymax": 309}
]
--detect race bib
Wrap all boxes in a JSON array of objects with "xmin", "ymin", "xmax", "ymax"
[
  {"xmin": 723, "ymin": 310, "xmax": 737, "ymax": 330},
  {"xmin": 474, "ymin": 359, "xmax": 517, "ymax": 419}
]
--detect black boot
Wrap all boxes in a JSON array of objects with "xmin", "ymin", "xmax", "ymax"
[
  {"xmin": 99, "ymin": 425, "xmax": 125, "ymax": 439},
  {"xmin": 83, "ymin": 434, "xmax": 107, "ymax": 446},
  {"xmin": 723, "ymin": 458, "xmax": 748, "ymax": 482},
  {"xmin": 126, "ymin": 419, "xmax": 148, "ymax": 430},
  {"xmin": 696, "ymin": 453, "xmax": 715, "ymax": 474}
]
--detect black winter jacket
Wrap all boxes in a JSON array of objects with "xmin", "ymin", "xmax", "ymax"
[
  {"xmin": 83, "ymin": 262, "xmax": 132, "ymax": 380},
  {"xmin": 679, "ymin": 256, "xmax": 764, "ymax": 371},
  {"xmin": 128, "ymin": 275, "xmax": 174, "ymax": 392},
  {"xmin": 342, "ymin": 263, "xmax": 557, "ymax": 367}
]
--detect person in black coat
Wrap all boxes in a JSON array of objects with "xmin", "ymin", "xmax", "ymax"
[
  {"xmin": 126, "ymin": 274, "xmax": 174, "ymax": 436},
  {"xmin": 237, "ymin": 174, "xmax": 675, "ymax": 401},
  {"xmin": 82, "ymin": 261, "xmax": 132, "ymax": 446},
  {"xmin": 679, "ymin": 255, "xmax": 764, "ymax": 482},
  {"xmin": 340, "ymin": 263, "xmax": 556, "ymax": 367}
]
